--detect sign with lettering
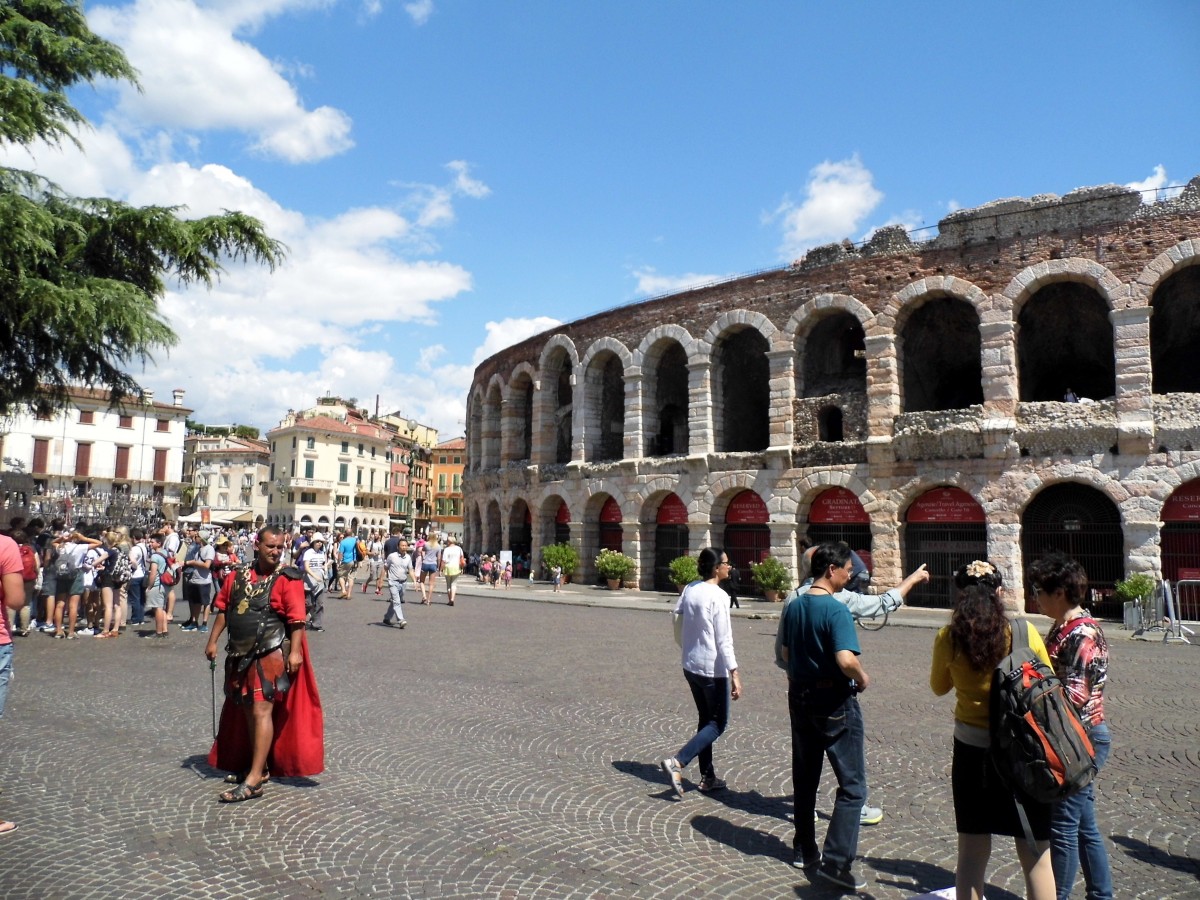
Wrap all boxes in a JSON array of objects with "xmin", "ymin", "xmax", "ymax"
[
  {"xmin": 906, "ymin": 487, "xmax": 985, "ymax": 524},
  {"xmin": 599, "ymin": 496, "xmax": 622, "ymax": 523},
  {"xmin": 1161, "ymin": 480, "xmax": 1200, "ymax": 522},
  {"xmin": 555, "ymin": 501, "xmax": 570, "ymax": 524},
  {"xmin": 809, "ymin": 487, "xmax": 870, "ymax": 524},
  {"xmin": 657, "ymin": 493, "xmax": 688, "ymax": 525},
  {"xmin": 725, "ymin": 490, "xmax": 768, "ymax": 525}
]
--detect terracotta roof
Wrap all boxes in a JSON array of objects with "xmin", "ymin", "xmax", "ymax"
[
  {"xmin": 269, "ymin": 415, "xmax": 393, "ymax": 442},
  {"xmin": 435, "ymin": 437, "xmax": 467, "ymax": 450},
  {"xmin": 57, "ymin": 385, "xmax": 192, "ymax": 415}
]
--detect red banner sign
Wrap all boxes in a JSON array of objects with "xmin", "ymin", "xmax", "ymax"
[
  {"xmin": 809, "ymin": 487, "xmax": 869, "ymax": 524},
  {"xmin": 555, "ymin": 501, "xmax": 571, "ymax": 524},
  {"xmin": 657, "ymin": 493, "xmax": 688, "ymax": 525},
  {"xmin": 726, "ymin": 490, "xmax": 768, "ymax": 525},
  {"xmin": 599, "ymin": 497, "xmax": 622, "ymax": 523},
  {"xmin": 906, "ymin": 487, "xmax": 985, "ymax": 524},
  {"xmin": 1162, "ymin": 480, "xmax": 1200, "ymax": 522}
]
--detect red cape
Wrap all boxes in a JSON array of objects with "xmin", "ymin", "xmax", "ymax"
[{"xmin": 207, "ymin": 639, "xmax": 324, "ymax": 777}]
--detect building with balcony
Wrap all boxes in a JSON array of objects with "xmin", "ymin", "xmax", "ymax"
[
  {"xmin": 182, "ymin": 433, "xmax": 271, "ymax": 528},
  {"xmin": 378, "ymin": 411, "xmax": 437, "ymax": 535},
  {"xmin": 431, "ymin": 437, "xmax": 466, "ymax": 540},
  {"xmin": 266, "ymin": 398, "xmax": 395, "ymax": 535},
  {"xmin": 464, "ymin": 176, "xmax": 1200, "ymax": 616},
  {"xmin": 0, "ymin": 387, "xmax": 190, "ymax": 527}
]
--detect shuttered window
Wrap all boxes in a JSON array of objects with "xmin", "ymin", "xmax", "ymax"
[
  {"xmin": 115, "ymin": 446, "xmax": 131, "ymax": 480},
  {"xmin": 75, "ymin": 443, "xmax": 92, "ymax": 477},
  {"xmin": 153, "ymin": 448, "xmax": 168, "ymax": 482},
  {"xmin": 32, "ymin": 439, "xmax": 49, "ymax": 473}
]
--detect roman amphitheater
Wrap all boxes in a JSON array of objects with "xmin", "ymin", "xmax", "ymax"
[{"xmin": 463, "ymin": 176, "xmax": 1200, "ymax": 615}]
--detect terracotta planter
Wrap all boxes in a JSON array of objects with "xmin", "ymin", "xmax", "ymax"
[
  {"xmin": 764, "ymin": 589, "xmax": 784, "ymax": 603},
  {"xmin": 606, "ymin": 578, "xmax": 621, "ymax": 590}
]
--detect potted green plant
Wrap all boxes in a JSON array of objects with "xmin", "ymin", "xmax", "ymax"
[
  {"xmin": 1114, "ymin": 572, "xmax": 1156, "ymax": 630},
  {"xmin": 751, "ymin": 555, "xmax": 793, "ymax": 602},
  {"xmin": 541, "ymin": 542, "xmax": 579, "ymax": 583},
  {"xmin": 668, "ymin": 555, "xmax": 699, "ymax": 591},
  {"xmin": 595, "ymin": 548, "xmax": 636, "ymax": 589}
]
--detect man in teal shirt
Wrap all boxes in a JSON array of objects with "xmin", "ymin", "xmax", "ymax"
[{"xmin": 779, "ymin": 542, "xmax": 870, "ymax": 891}]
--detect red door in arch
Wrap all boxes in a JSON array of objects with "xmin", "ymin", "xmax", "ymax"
[
  {"xmin": 598, "ymin": 497, "xmax": 623, "ymax": 553},
  {"xmin": 723, "ymin": 490, "xmax": 770, "ymax": 595},
  {"xmin": 903, "ymin": 487, "xmax": 987, "ymax": 610},
  {"xmin": 554, "ymin": 501, "xmax": 571, "ymax": 546},
  {"xmin": 1159, "ymin": 480, "xmax": 1200, "ymax": 619},
  {"xmin": 654, "ymin": 493, "xmax": 689, "ymax": 592},
  {"xmin": 807, "ymin": 487, "xmax": 873, "ymax": 573}
]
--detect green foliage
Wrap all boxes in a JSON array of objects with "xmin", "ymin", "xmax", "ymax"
[
  {"xmin": 0, "ymin": 1, "xmax": 285, "ymax": 418},
  {"xmin": 668, "ymin": 555, "xmax": 698, "ymax": 587},
  {"xmin": 187, "ymin": 421, "xmax": 262, "ymax": 440},
  {"xmin": 1113, "ymin": 572, "xmax": 1155, "ymax": 602},
  {"xmin": 595, "ymin": 548, "xmax": 635, "ymax": 580},
  {"xmin": 751, "ymin": 556, "xmax": 793, "ymax": 593},
  {"xmin": 541, "ymin": 542, "xmax": 578, "ymax": 576}
]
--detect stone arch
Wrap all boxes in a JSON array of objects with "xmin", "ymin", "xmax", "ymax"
[
  {"xmin": 581, "ymin": 344, "xmax": 627, "ymax": 462},
  {"xmin": 505, "ymin": 363, "xmax": 537, "ymax": 463},
  {"xmin": 537, "ymin": 343, "xmax": 576, "ymax": 465},
  {"xmin": 633, "ymin": 324, "xmax": 697, "ymax": 369},
  {"xmin": 784, "ymin": 293, "xmax": 874, "ymax": 345},
  {"xmin": 481, "ymin": 375, "xmax": 504, "ymax": 469},
  {"xmin": 885, "ymin": 276, "xmax": 989, "ymax": 328},
  {"xmin": 1009, "ymin": 263, "xmax": 1121, "ymax": 402},
  {"xmin": 537, "ymin": 490, "xmax": 575, "ymax": 551},
  {"xmin": 1148, "ymin": 256, "xmax": 1200, "ymax": 394},
  {"xmin": 466, "ymin": 385, "xmax": 485, "ymax": 472},
  {"xmin": 1134, "ymin": 240, "xmax": 1200, "ymax": 307},
  {"xmin": 698, "ymin": 308, "xmax": 780, "ymax": 355},
  {"xmin": 701, "ymin": 474, "xmax": 775, "ymax": 523},
  {"xmin": 785, "ymin": 472, "xmax": 882, "ymax": 523},
  {"xmin": 641, "ymin": 334, "xmax": 690, "ymax": 457},
  {"xmin": 896, "ymin": 292, "xmax": 985, "ymax": 412},
  {"xmin": 704, "ymin": 312, "xmax": 773, "ymax": 452},
  {"xmin": 1001, "ymin": 258, "xmax": 1125, "ymax": 315},
  {"xmin": 484, "ymin": 499, "xmax": 503, "ymax": 553},
  {"xmin": 1012, "ymin": 469, "xmax": 1130, "ymax": 518},
  {"xmin": 579, "ymin": 336, "xmax": 634, "ymax": 372},
  {"xmin": 508, "ymin": 496, "xmax": 533, "ymax": 564}
]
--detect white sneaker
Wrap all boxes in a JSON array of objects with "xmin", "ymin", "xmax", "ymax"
[
  {"xmin": 660, "ymin": 757, "xmax": 685, "ymax": 797},
  {"xmin": 77, "ymin": 628, "xmax": 95, "ymax": 636}
]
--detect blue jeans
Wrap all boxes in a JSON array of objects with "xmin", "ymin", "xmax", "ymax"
[
  {"xmin": 789, "ymin": 682, "xmax": 866, "ymax": 868},
  {"xmin": 674, "ymin": 669, "xmax": 729, "ymax": 781},
  {"xmin": 0, "ymin": 642, "xmax": 13, "ymax": 718},
  {"xmin": 1052, "ymin": 723, "xmax": 1113, "ymax": 900},
  {"xmin": 126, "ymin": 577, "xmax": 146, "ymax": 625}
]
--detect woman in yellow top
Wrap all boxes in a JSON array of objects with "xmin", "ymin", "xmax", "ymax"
[{"xmin": 930, "ymin": 561, "xmax": 1056, "ymax": 900}]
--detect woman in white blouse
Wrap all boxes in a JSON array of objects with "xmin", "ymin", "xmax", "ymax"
[{"xmin": 659, "ymin": 547, "xmax": 743, "ymax": 796}]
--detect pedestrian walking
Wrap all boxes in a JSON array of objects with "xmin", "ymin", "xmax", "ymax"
[
  {"xmin": 382, "ymin": 539, "xmax": 413, "ymax": 628},
  {"xmin": 660, "ymin": 548, "xmax": 742, "ymax": 799}
]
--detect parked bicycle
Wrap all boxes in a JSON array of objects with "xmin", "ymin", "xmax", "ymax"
[{"xmin": 855, "ymin": 607, "xmax": 889, "ymax": 631}]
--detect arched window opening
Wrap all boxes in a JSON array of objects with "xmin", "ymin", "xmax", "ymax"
[
  {"xmin": 817, "ymin": 406, "xmax": 844, "ymax": 442},
  {"xmin": 482, "ymin": 382, "xmax": 502, "ymax": 468},
  {"xmin": 555, "ymin": 364, "xmax": 573, "ymax": 463},
  {"xmin": 509, "ymin": 372, "xmax": 534, "ymax": 462},
  {"xmin": 1151, "ymin": 266, "xmax": 1200, "ymax": 394},
  {"xmin": 485, "ymin": 500, "xmax": 503, "ymax": 554},
  {"xmin": 716, "ymin": 328, "xmax": 770, "ymax": 452},
  {"xmin": 803, "ymin": 313, "xmax": 866, "ymax": 397},
  {"xmin": 1018, "ymin": 284, "xmax": 1114, "ymax": 402},
  {"xmin": 1021, "ymin": 483, "xmax": 1123, "ymax": 618},
  {"xmin": 586, "ymin": 352, "xmax": 625, "ymax": 462},
  {"xmin": 1160, "ymin": 479, "xmax": 1200, "ymax": 619},
  {"xmin": 901, "ymin": 297, "xmax": 984, "ymax": 412},
  {"xmin": 467, "ymin": 395, "xmax": 483, "ymax": 472},
  {"xmin": 722, "ymin": 490, "xmax": 771, "ymax": 595},
  {"xmin": 650, "ymin": 342, "xmax": 689, "ymax": 456},
  {"xmin": 509, "ymin": 500, "xmax": 532, "ymax": 576}
]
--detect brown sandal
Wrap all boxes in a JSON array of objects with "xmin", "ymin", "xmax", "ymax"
[{"xmin": 219, "ymin": 781, "xmax": 265, "ymax": 803}]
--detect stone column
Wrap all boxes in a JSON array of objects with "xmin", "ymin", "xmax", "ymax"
[
  {"xmin": 529, "ymin": 380, "xmax": 546, "ymax": 466},
  {"xmin": 987, "ymin": 520, "xmax": 1024, "ymax": 612},
  {"xmin": 687, "ymin": 360, "xmax": 714, "ymax": 457},
  {"xmin": 1112, "ymin": 307, "xmax": 1155, "ymax": 456},
  {"xmin": 768, "ymin": 521, "xmax": 799, "ymax": 585},
  {"xmin": 624, "ymin": 368, "xmax": 644, "ymax": 461},
  {"xmin": 864, "ymin": 333, "xmax": 897, "ymax": 469},
  {"xmin": 568, "ymin": 371, "xmax": 585, "ymax": 464},
  {"xmin": 622, "ymin": 522, "xmax": 641, "ymax": 587},
  {"xmin": 867, "ymin": 506, "xmax": 902, "ymax": 590},
  {"xmin": 766, "ymin": 348, "xmax": 796, "ymax": 450}
]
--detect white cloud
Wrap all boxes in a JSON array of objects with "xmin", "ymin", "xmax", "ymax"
[
  {"xmin": 446, "ymin": 160, "xmax": 490, "ymax": 198},
  {"xmin": 90, "ymin": 0, "xmax": 354, "ymax": 163},
  {"xmin": 472, "ymin": 318, "xmax": 563, "ymax": 365},
  {"xmin": 773, "ymin": 155, "xmax": 884, "ymax": 259},
  {"xmin": 1126, "ymin": 164, "xmax": 1183, "ymax": 202},
  {"xmin": 632, "ymin": 267, "xmax": 727, "ymax": 297},
  {"xmin": 405, "ymin": 0, "xmax": 434, "ymax": 25}
]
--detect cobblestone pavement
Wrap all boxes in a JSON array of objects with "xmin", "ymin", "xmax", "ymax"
[{"xmin": 2, "ymin": 579, "xmax": 1197, "ymax": 899}]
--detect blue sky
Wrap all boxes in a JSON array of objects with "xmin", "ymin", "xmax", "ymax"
[{"xmin": 4, "ymin": 0, "xmax": 1198, "ymax": 436}]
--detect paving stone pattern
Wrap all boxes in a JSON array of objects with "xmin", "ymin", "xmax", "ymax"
[{"xmin": 2, "ymin": 582, "xmax": 1197, "ymax": 898}]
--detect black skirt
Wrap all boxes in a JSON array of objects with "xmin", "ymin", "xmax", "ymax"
[{"xmin": 951, "ymin": 739, "xmax": 1051, "ymax": 840}]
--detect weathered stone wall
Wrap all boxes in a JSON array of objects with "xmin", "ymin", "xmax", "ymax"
[{"xmin": 463, "ymin": 178, "xmax": 1200, "ymax": 603}]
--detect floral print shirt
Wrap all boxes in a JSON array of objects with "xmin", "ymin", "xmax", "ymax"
[{"xmin": 1045, "ymin": 616, "xmax": 1108, "ymax": 727}]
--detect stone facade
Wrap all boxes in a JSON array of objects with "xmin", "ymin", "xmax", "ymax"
[{"xmin": 463, "ymin": 177, "xmax": 1200, "ymax": 611}]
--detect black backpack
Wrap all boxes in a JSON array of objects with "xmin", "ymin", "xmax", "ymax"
[{"xmin": 990, "ymin": 618, "xmax": 1097, "ymax": 806}]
